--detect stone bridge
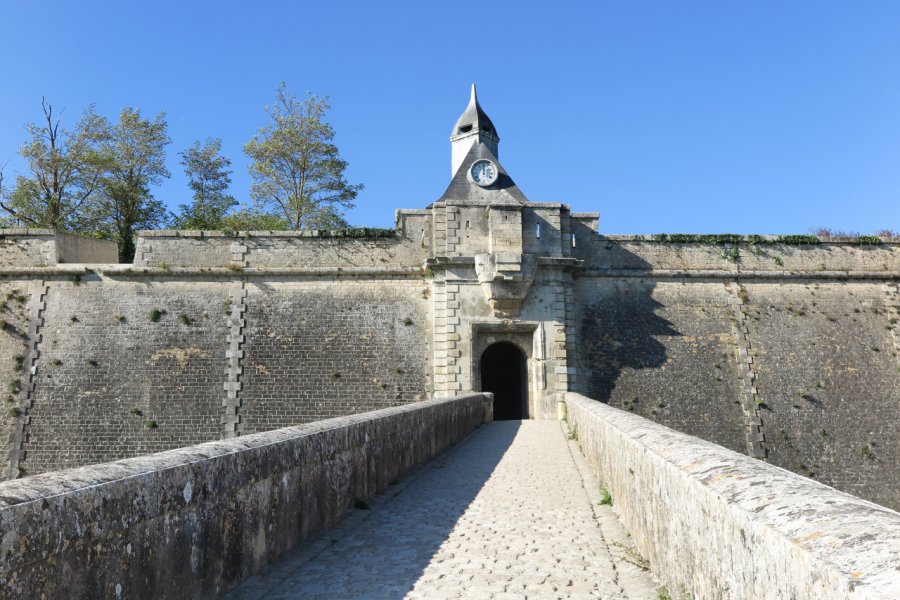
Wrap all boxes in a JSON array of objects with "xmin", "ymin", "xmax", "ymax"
[{"xmin": 1, "ymin": 393, "xmax": 899, "ymax": 600}]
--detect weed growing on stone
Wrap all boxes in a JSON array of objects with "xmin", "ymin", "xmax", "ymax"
[
  {"xmin": 6, "ymin": 290, "xmax": 26, "ymax": 304},
  {"xmin": 9, "ymin": 407, "xmax": 21, "ymax": 417},
  {"xmin": 331, "ymin": 371, "xmax": 341, "ymax": 379},
  {"xmin": 225, "ymin": 264, "xmax": 243, "ymax": 272},
  {"xmin": 799, "ymin": 464, "xmax": 817, "ymax": 478},
  {"xmin": 145, "ymin": 420, "xmax": 158, "ymax": 429},
  {"xmin": 52, "ymin": 359, "xmax": 62, "ymax": 366},
  {"xmin": 403, "ymin": 317, "xmax": 413, "ymax": 326},
  {"xmin": 612, "ymin": 541, "xmax": 650, "ymax": 571},
  {"xmin": 116, "ymin": 315, "xmax": 126, "ymax": 324},
  {"xmin": 8, "ymin": 380, "xmax": 21, "ymax": 395},
  {"xmin": 70, "ymin": 315, "xmax": 79, "ymax": 323},
  {"xmin": 149, "ymin": 309, "xmax": 167, "ymax": 322},
  {"xmin": 599, "ymin": 486, "xmax": 612, "ymax": 506},
  {"xmin": 657, "ymin": 586, "xmax": 673, "ymax": 600},
  {"xmin": 70, "ymin": 274, "xmax": 81, "ymax": 286},
  {"xmin": 87, "ymin": 359, "xmax": 99, "ymax": 367},
  {"xmin": 720, "ymin": 246, "xmax": 740, "ymax": 262},
  {"xmin": 862, "ymin": 444, "xmax": 875, "ymax": 460},
  {"xmin": 354, "ymin": 499, "xmax": 370, "ymax": 510},
  {"xmin": 773, "ymin": 256, "xmax": 784, "ymax": 266},
  {"xmin": 223, "ymin": 298, "xmax": 233, "ymax": 314},
  {"xmin": 130, "ymin": 408, "xmax": 143, "ymax": 416},
  {"xmin": 13, "ymin": 355, "xmax": 24, "ymax": 372},
  {"xmin": 178, "ymin": 314, "xmax": 193, "ymax": 326}
]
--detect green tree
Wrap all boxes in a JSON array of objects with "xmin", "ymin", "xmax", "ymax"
[
  {"xmin": 0, "ymin": 99, "xmax": 105, "ymax": 231},
  {"xmin": 174, "ymin": 138, "xmax": 237, "ymax": 229},
  {"xmin": 244, "ymin": 84, "xmax": 362, "ymax": 230},
  {"xmin": 94, "ymin": 108, "xmax": 171, "ymax": 261}
]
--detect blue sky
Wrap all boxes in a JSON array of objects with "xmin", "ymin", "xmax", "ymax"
[{"xmin": 1, "ymin": 1, "xmax": 898, "ymax": 234}]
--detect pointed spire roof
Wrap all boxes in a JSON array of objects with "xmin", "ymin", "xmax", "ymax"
[{"xmin": 450, "ymin": 84, "xmax": 499, "ymax": 140}]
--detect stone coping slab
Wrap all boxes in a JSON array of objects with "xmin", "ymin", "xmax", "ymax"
[{"xmin": 564, "ymin": 392, "xmax": 900, "ymax": 599}]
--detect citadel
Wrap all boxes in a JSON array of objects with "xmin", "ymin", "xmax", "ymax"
[{"xmin": 0, "ymin": 86, "xmax": 898, "ymax": 599}]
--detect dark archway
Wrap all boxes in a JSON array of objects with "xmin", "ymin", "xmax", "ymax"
[{"xmin": 480, "ymin": 342, "xmax": 527, "ymax": 420}]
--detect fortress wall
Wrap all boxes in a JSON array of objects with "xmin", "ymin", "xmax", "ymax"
[
  {"xmin": 742, "ymin": 281, "xmax": 900, "ymax": 508},
  {"xmin": 22, "ymin": 276, "xmax": 230, "ymax": 475},
  {"xmin": 53, "ymin": 232, "xmax": 119, "ymax": 264},
  {"xmin": 0, "ymin": 394, "xmax": 490, "ymax": 600},
  {"xmin": 575, "ymin": 278, "xmax": 749, "ymax": 454},
  {"xmin": 0, "ymin": 281, "xmax": 35, "ymax": 478},
  {"xmin": 238, "ymin": 278, "xmax": 432, "ymax": 434},
  {"xmin": 565, "ymin": 392, "xmax": 900, "ymax": 600},
  {"xmin": 579, "ymin": 238, "xmax": 900, "ymax": 273},
  {"xmin": 0, "ymin": 230, "xmax": 55, "ymax": 267},
  {"xmin": 134, "ymin": 231, "xmax": 428, "ymax": 269},
  {"xmin": 0, "ymin": 270, "xmax": 433, "ymax": 478}
]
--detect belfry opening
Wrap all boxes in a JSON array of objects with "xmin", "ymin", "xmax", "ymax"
[{"xmin": 479, "ymin": 342, "xmax": 528, "ymax": 420}]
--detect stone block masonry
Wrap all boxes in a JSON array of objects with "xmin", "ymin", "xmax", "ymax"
[
  {"xmin": 238, "ymin": 279, "xmax": 431, "ymax": 432},
  {"xmin": 0, "ymin": 393, "xmax": 491, "ymax": 600},
  {"xmin": 0, "ymin": 226, "xmax": 897, "ymax": 514},
  {"xmin": 22, "ymin": 277, "xmax": 230, "ymax": 474},
  {"xmin": 0, "ymin": 269, "xmax": 431, "ymax": 477},
  {"xmin": 743, "ymin": 282, "xmax": 900, "ymax": 508},
  {"xmin": 564, "ymin": 392, "xmax": 900, "ymax": 599}
]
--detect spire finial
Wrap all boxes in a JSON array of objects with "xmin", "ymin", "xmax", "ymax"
[{"xmin": 470, "ymin": 83, "xmax": 477, "ymax": 105}]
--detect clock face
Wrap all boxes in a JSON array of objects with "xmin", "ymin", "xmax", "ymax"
[{"xmin": 470, "ymin": 159, "xmax": 498, "ymax": 187}]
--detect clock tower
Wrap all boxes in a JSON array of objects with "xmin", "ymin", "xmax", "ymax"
[{"xmin": 450, "ymin": 84, "xmax": 500, "ymax": 176}]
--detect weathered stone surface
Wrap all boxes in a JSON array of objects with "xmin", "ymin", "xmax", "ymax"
[
  {"xmin": 0, "ymin": 394, "xmax": 488, "ymax": 600},
  {"xmin": 564, "ymin": 392, "xmax": 900, "ymax": 600},
  {"xmin": 576, "ymin": 279, "xmax": 748, "ymax": 454},
  {"xmin": 132, "ymin": 231, "xmax": 429, "ymax": 269},
  {"xmin": 225, "ymin": 420, "xmax": 658, "ymax": 600},
  {"xmin": 0, "ymin": 230, "xmax": 116, "ymax": 267}
]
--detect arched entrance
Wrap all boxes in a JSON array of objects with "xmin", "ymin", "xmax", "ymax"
[{"xmin": 479, "ymin": 342, "xmax": 527, "ymax": 420}]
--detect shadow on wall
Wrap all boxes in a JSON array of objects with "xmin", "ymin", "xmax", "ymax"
[{"xmin": 577, "ymin": 242, "xmax": 678, "ymax": 404}]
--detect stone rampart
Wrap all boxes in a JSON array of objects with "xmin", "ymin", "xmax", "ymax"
[
  {"xmin": 0, "ymin": 393, "xmax": 490, "ymax": 600},
  {"xmin": 4, "ymin": 270, "xmax": 431, "ymax": 478},
  {"xmin": 0, "ymin": 230, "xmax": 55, "ymax": 267},
  {"xmin": 0, "ymin": 230, "xmax": 117, "ymax": 267},
  {"xmin": 133, "ymin": 230, "xmax": 428, "ymax": 269},
  {"xmin": 574, "ymin": 277, "xmax": 900, "ymax": 509},
  {"xmin": 580, "ymin": 236, "xmax": 899, "ymax": 274},
  {"xmin": 564, "ymin": 392, "xmax": 900, "ymax": 600}
]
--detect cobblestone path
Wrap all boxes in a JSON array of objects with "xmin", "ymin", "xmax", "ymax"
[{"xmin": 225, "ymin": 420, "xmax": 658, "ymax": 599}]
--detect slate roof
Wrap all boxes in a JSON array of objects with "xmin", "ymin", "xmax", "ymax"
[
  {"xmin": 451, "ymin": 84, "xmax": 499, "ymax": 141},
  {"xmin": 435, "ymin": 142, "xmax": 528, "ymax": 204}
]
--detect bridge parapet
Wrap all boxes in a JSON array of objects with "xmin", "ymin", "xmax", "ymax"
[
  {"xmin": 0, "ymin": 393, "xmax": 490, "ymax": 599},
  {"xmin": 562, "ymin": 392, "xmax": 900, "ymax": 600}
]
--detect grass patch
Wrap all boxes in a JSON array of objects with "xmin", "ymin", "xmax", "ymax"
[{"xmin": 599, "ymin": 486, "xmax": 612, "ymax": 506}]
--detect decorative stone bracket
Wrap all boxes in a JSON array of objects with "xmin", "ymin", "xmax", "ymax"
[{"xmin": 474, "ymin": 252, "xmax": 536, "ymax": 318}]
